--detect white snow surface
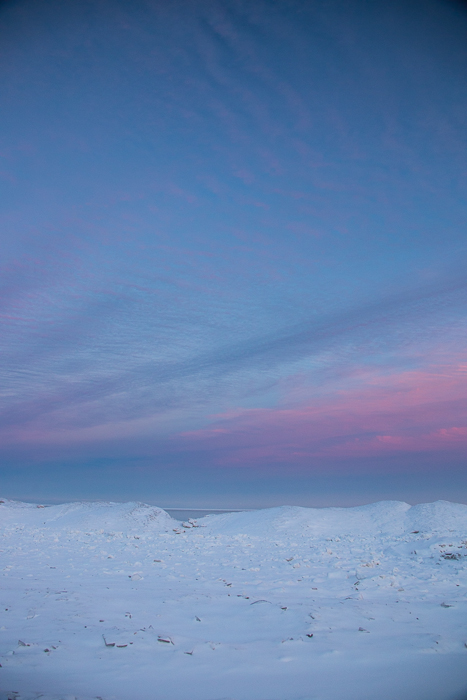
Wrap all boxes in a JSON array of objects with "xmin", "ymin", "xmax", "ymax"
[{"xmin": 1, "ymin": 498, "xmax": 467, "ymax": 700}]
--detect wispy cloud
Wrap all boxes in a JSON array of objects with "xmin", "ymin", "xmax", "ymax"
[
  {"xmin": 176, "ymin": 360, "xmax": 467, "ymax": 466},
  {"xmin": 0, "ymin": 270, "xmax": 465, "ymax": 448}
]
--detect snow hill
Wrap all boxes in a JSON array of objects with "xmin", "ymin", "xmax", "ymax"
[
  {"xmin": 1, "ymin": 499, "xmax": 467, "ymax": 700},
  {"xmin": 0, "ymin": 498, "xmax": 173, "ymax": 534}
]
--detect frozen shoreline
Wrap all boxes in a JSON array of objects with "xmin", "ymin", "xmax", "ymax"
[
  {"xmin": 1, "ymin": 498, "xmax": 467, "ymax": 700},
  {"xmin": 165, "ymin": 508, "xmax": 249, "ymax": 520}
]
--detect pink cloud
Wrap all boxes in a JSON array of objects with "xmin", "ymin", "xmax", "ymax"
[{"xmin": 175, "ymin": 362, "xmax": 467, "ymax": 465}]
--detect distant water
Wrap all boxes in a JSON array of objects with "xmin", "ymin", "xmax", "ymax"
[{"xmin": 165, "ymin": 508, "xmax": 248, "ymax": 521}]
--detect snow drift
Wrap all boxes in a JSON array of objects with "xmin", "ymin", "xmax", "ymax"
[
  {"xmin": 1, "ymin": 498, "xmax": 466, "ymax": 700},
  {"xmin": 0, "ymin": 498, "xmax": 173, "ymax": 534}
]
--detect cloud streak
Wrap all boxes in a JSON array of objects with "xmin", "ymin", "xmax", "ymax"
[
  {"xmin": 176, "ymin": 361, "xmax": 467, "ymax": 467},
  {"xmin": 0, "ymin": 270, "xmax": 465, "ymax": 443}
]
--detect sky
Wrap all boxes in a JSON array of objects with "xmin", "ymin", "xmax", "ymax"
[{"xmin": 0, "ymin": 0, "xmax": 466, "ymax": 508}]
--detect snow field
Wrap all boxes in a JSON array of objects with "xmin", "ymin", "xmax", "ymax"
[{"xmin": 1, "ymin": 499, "xmax": 467, "ymax": 700}]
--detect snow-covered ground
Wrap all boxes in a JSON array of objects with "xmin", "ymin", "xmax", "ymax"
[{"xmin": 1, "ymin": 498, "xmax": 467, "ymax": 700}]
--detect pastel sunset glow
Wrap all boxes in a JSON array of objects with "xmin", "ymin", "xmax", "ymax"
[{"xmin": 1, "ymin": 0, "xmax": 466, "ymax": 506}]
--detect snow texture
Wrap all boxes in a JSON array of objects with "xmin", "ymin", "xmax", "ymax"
[{"xmin": 1, "ymin": 498, "xmax": 467, "ymax": 700}]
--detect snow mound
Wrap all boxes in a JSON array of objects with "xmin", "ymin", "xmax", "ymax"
[
  {"xmin": 1, "ymin": 498, "xmax": 466, "ymax": 540},
  {"xmin": 403, "ymin": 500, "xmax": 467, "ymax": 534},
  {"xmin": 197, "ymin": 501, "xmax": 412, "ymax": 537},
  {"xmin": 197, "ymin": 500, "xmax": 467, "ymax": 538},
  {"xmin": 0, "ymin": 499, "xmax": 174, "ymax": 534}
]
